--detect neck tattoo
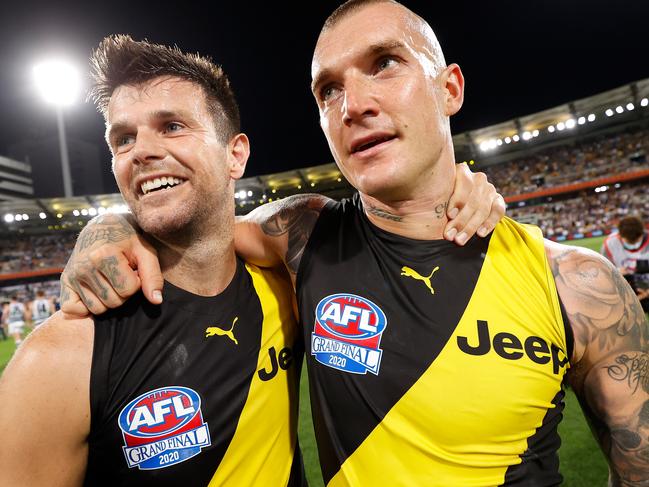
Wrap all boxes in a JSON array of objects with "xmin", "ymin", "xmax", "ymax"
[{"xmin": 367, "ymin": 206, "xmax": 403, "ymax": 222}]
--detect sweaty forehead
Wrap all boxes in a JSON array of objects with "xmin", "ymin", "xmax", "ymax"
[{"xmin": 312, "ymin": 2, "xmax": 444, "ymax": 79}]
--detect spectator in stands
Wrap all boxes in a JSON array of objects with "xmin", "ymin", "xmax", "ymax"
[{"xmin": 601, "ymin": 215, "xmax": 649, "ymax": 312}]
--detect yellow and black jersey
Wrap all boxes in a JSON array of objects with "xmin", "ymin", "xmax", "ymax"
[
  {"xmin": 296, "ymin": 194, "xmax": 572, "ymax": 486},
  {"xmin": 86, "ymin": 258, "xmax": 305, "ymax": 486}
]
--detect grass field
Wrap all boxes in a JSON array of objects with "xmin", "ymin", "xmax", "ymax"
[{"xmin": 0, "ymin": 235, "xmax": 636, "ymax": 485}]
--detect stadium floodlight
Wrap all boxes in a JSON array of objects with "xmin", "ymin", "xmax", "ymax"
[
  {"xmin": 73, "ymin": 209, "xmax": 80, "ymax": 216},
  {"xmin": 532, "ymin": 129, "xmax": 540, "ymax": 137},
  {"xmin": 641, "ymin": 98, "xmax": 649, "ymax": 107},
  {"xmin": 479, "ymin": 141, "xmax": 489, "ymax": 152},
  {"xmin": 605, "ymin": 108, "xmax": 614, "ymax": 117},
  {"xmin": 512, "ymin": 134, "xmax": 520, "ymax": 142},
  {"xmin": 565, "ymin": 119, "xmax": 576, "ymax": 129},
  {"xmin": 81, "ymin": 208, "xmax": 88, "ymax": 216},
  {"xmin": 577, "ymin": 116, "xmax": 586, "ymax": 125},
  {"xmin": 39, "ymin": 212, "xmax": 46, "ymax": 219},
  {"xmin": 522, "ymin": 131, "xmax": 532, "ymax": 141},
  {"xmin": 33, "ymin": 59, "xmax": 80, "ymax": 198},
  {"xmin": 548, "ymin": 125, "xmax": 555, "ymax": 133},
  {"xmin": 615, "ymin": 105, "xmax": 624, "ymax": 114},
  {"xmin": 496, "ymin": 139, "xmax": 502, "ymax": 146},
  {"xmin": 15, "ymin": 214, "xmax": 23, "ymax": 222},
  {"xmin": 22, "ymin": 214, "xmax": 29, "ymax": 220},
  {"xmin": 588, "ymin": 113, "xmax": 596, "ymax": 122},
  {"xmin": 504, "ymin": 136, "xmax": 512, "ymax": 144},
  {"xmin": 489, "ymin": 139, "xmax": 498, "ymax": 149},
  {"xmin": 88, "ymin": 207, "xmax": 97, "ymax": 216},
  {"xmin": 98, "ymin": 206, "xmax": 107, "ymax": 215},
  {"xmin": 247, "ymin": 190, "xmax": 253, "ymax": 197},
  {"xmin": 626, "ymin": 103, "xmax": 634, "ymax": 111},
  {"xmin": 4, "ymin": 214, "xmax": 14, "ymax": 223},
  {"xmin": 556, "ymin": 122, "xmax": 566, "ymax": 131}
]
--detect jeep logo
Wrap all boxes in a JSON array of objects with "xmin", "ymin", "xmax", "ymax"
[{"xmin": 457, "ymin": 320, "xmax": 569, "ymax": 375}]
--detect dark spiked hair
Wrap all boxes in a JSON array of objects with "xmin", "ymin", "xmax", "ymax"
[{"xmin": 88, "ymin": 34, "xmax": 240, "ymax": 141}]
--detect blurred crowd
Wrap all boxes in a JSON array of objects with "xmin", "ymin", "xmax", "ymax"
[
  {"xmin": 0, "ymin": 232, "xmax": 77, "ymax": 274},
  {"xmin": 485, "ymin": 128, "xmax": 649, "ymax": 196},
  {"xmin": 508, "ymin": 183, "xmax": 649, "ymax": 238}
]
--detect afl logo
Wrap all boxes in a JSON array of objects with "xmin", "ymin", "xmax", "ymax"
[
  {"xmin": 312, "ymin": 293, "xmax": 388, "ymax": 375},
  {"xmin": 118, "ymin": 386, "xmax": 211, "ymax": 470}
]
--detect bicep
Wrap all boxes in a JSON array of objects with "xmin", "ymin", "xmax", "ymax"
[{"xmin": 0, "ymin": 315, "xmax": 93, "ymax": 486}]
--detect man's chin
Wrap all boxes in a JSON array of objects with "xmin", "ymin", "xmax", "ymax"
[{"xmin": 135, "ymin": 212, "xmax": 191, "ymax": 240}]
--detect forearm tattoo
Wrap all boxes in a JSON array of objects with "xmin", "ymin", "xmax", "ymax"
[
  {"xmin": 549, "ymin": 246, "xmax": 649, "ymax": 484},
  {"xmin": 259, "ymin": 196, "xmax": 326, "ymax": 275}
]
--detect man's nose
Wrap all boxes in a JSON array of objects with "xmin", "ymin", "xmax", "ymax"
[
  {"xmin": 341, "ymin": 76, "xmax": 380, "ymax": 126},
  {"xmin": 131, "ymin": 129, "xmax": 165, "ymax": 165}
]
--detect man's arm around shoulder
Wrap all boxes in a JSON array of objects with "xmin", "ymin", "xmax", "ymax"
[
  {"xmin": 546, "ymin": 240, "xmax": 649, "ymax": 486},
  {"xmin": 0, "ymin": 312, "xmax": 94, "ymax": 486},
  {"xmin": 236, "ymin": 194, "xmax": 333, "ymax": 277}
]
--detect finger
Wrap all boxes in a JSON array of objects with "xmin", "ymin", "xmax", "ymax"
[
  {"xmin": 477, "ymin": 194, "xmax": 506, "ymax": 238},
  {"xmin": 80, "ymin": 267, "xmax": 128, "ymax": 310},
  {"xmin": 91, "ymin": 249, "xmax": 142, "ymax": 300},
  {"xmin": 130, "ymin": 236, "xmax": 164, "ymax": 305},
  {"xmin": 447, "ymin": 162, "xmax": 472, "ymax": 218},
  {"xmin": 447, "ymin": 199, "xmax": 488, "ymax": 245},
  {"xmin": 60, "ymin": 283, "xmax": 91, "ymax": 318},
  {"xmin": 64, "ymin": 277, "xmax": 108, "ymax": 316}
]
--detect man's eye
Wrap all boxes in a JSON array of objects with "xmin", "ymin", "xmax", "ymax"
[
  {"xmin": 377, "ymin": 57, "xmax": 398, "ymax": 72},
  {"xmin": 165, "ymin": 122, "xmax": 183, "ymax": 133},
  {"xmin": 117, "ymin": 135, "xmax": 135, "ymax": 147},
  {"xmin": 320, "ymin": 85, "xmax": 340, "ymax": 103}
]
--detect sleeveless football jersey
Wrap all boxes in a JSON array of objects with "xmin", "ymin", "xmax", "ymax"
[
  {"xmin": 7, "ymin": 301, "xmax": 25, "ymax": 324},
  {"xmin": 297, "ymin": 194, "xmax": 572, "ymax": 486},
  {"xmin": 31, "ymin": 298, "xmax": 52, "ymax": 326},
  {"xmin": 85, "ymin": 259, "xmax": 306, "ymax": 486}
]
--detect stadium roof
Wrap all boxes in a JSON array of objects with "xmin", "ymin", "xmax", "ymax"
[{"xmin": 2, "ymin": 78, "xmax": 648, "ymax": 234}]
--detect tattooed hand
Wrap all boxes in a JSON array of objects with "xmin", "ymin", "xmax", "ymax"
[
  {"xmin": 60, "ymin": 213, "xmax": 163, "ymax": 316},
  {"xmin": 546, "ymin": 240, "xmax": 649, "ymax": 485}
]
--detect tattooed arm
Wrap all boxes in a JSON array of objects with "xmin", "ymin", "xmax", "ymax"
[
  {"xmin": 546, "ymin": 239, "xmax": 649, "ymax": 486},
  {"xmin": 60, "ymin": 213, "xmax": 163, "ymax": 316},
  {"xmin": 236, "ymin": 194, "xmax": 334, "ymax": 283}
]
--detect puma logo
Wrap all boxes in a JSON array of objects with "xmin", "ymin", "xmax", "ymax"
[
  {"xmin": 205, "ymin": 317, "xmax": 239, "ymax": 345},
  {"xmin": 400, "ymin": 266, "xmax": 440, "ymax": 295}
]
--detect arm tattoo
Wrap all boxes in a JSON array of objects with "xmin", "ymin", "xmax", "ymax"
[
  {"xmin": 606, "ymin": 353, "xmax": 649, "ymax": 394},
  {"xmin": 366, "ymin": 206, "xmax": 403, "ymax": 222},
  {"xmin": 75, "ymin": 215, "xmax": 137, "ymax": 253},
  {"xmin": 549, "ymin": 245, "xmax": 649, "ymax": 485},
  {"xmin": 550, "ymin": 247, "xmax": 647, "ymax": 355},
  {"xmin": 259, "ymin": 197, "xmax": 326, "ymax": 275}
]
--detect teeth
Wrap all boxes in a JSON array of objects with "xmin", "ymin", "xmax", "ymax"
[{"xmin": 140, "ymin": 177, "xmax": 184, "ymax": 195}]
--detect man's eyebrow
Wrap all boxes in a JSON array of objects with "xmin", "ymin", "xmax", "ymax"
[
  {"xmin": 106, "ymin": 109, "xmax": 195, "ymax": 142},
  {"xmin": 311, "ymin": 40, "xmax": 407, "ymax": 95}
]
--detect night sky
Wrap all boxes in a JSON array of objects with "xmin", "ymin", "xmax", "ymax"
[{"xmin": 0, "ymin": 0, "xmax": 647, "ymax": 193}]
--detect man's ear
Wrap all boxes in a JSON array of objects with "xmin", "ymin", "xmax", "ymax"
[
  {"xmin": 227, "ymin": 133, "xmax": 250, "ymax": 180},
  {"xmin": 441, "ymin": 63, "xmax": 465, "ymax": 117}
]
